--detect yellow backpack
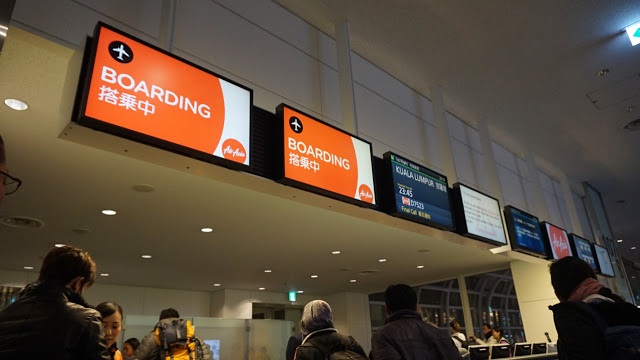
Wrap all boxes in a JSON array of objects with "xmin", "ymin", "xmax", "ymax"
[{"xmin": 155, "ymin": 319, "xmax": 202, "ymax": 360}]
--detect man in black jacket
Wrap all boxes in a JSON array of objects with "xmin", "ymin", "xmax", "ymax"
[
  {"xmin": 370, "ymin": 284, "xmax": 462, "ymax": 360},
  {"xmin": 0, "ymin": 245, "xmax": 111, "ymax": 360}
]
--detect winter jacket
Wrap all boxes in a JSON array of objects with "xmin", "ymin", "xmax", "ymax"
[
  {"xmin": 370, "ymin": 309, "xmax": 462, "ymax": 360},
  {"xmin": 294, "ymin": 328, "xmax": 368, "ymax": 360},
  {"xmin": 0, "ymin": 281, "xmax": 111, "ymax": 360},
  {"xmin": 550, "ymin": 293, "xmax": 640, "ymax": 360}
]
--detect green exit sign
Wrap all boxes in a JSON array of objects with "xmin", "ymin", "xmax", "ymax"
[{"xmin": 288, "ymin": 292, "xmax": 296, "ymax": 301}]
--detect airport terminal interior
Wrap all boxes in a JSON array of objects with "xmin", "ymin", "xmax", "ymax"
[{"xmin": 1, "ymin": 1, "xmax": 640, "ymax": 359}]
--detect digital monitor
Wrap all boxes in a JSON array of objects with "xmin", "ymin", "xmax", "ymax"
[
  {"xmin": 489, "ymin": 344, "xmax": 510, "ymax": 359},
  {"xmin": 74, "ymin": 23, "xmax": 253, "ymax": 170},
  {"xmin": 452, "ymin": 183, "xmax": 506, "ymax": 246},
  {"xmin": 513, "ymin": 343, "xmax": 532, "ymax": 356},
  {"xmin": 592, "ymin": 243, "xmax": 615, "ymax": 277},
  {"xmin": 468, "ymin": 345, "xmax": 490, "ymax": 360},
  {"xmin": 277, "ymin": 104, "xmax": 376, "ymax": 208},
  {"xmin": 203, "ymin": 340, "xmax": 220, "ymax": 360},
  {"xmin": 504, "ymin": 205, "xmax": 546, "ymax": 258},
  {"xmin": 383, "ymin": 152, "xmax": 454, "ymax": 230},
  {"xmin": 532, "ymin": 343, "xmax": 547, "ymax": 354},
  {"xmin": 569, "ymin": 234, "xmax": 597, "ymax": 270},
  {"xmin": 541, "ymin": 222, "xmax": 572, "ymax": 260}
]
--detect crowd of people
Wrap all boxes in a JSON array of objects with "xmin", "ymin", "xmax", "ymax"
[{"xmin": 2, "ymin": 130, "xmax": 640, "ymax": 360}]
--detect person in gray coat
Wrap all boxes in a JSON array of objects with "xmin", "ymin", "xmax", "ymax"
[{"xmin": 370, "ymin": 284, "xmax": 462, "ymax": 360}]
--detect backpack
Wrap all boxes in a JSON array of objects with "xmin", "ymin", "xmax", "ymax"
[
  {"xmin": 452, "ymin": 334, "xmax": 470, "ymax": 349},
  {"xmin": 297, "ymin": 329, "xmax": 367, "ymax": 360},
  {"xmin": 574, "ymin": 301, "xmax": 640, "ymax": 360},
  {"xmin": 155, "ymin": 318, "xmax": 204, "ymax": 360}
]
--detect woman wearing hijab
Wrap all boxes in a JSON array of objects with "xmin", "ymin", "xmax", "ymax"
[
  {"xmin": 293, "ymin": 300, "xmax": 368, "ymax": 360},
  {"xmin": 549, "ymin": 256, "xmax": 640, "ymax": 359}
]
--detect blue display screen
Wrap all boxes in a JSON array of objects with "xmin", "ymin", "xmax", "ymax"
[
  {"xmin": 509, "ymin": 208, "xmax": 545, "ymax": 254},
  {"xmin": 389, "ymin": 153, "xmax": 453, "ymax": 229},
  {"xmin": 572, "ymin": 236, "xmax": 597, "ymax": 270}
]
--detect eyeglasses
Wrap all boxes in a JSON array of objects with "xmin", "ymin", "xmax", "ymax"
[{"xmin": 0, "ymin": 170, "xmax": 22, "ymax": 195}]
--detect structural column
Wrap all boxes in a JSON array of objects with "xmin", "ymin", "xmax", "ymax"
[
  {"xmin": 335, "ymin": 19, "xmax": 359, "ymax": 135},
  {"xmin": 430, "ymin": 85, "xmax": 457, "ymax": 183}
]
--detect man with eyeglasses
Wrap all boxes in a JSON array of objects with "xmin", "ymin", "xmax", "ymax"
[{"xmin": 0, "ymin": 134, "xmax": 22, "ymax": 205}]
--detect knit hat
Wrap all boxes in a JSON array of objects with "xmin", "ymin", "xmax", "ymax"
[{"xmin": 300, "ymin": 300, "xmax": 334, "ymax": 336}]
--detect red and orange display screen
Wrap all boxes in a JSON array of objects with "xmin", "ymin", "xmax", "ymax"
[
  {"xmin": 80, "ymin": 23, "xmax": 251, "ymax": 165},
  {"xmin": 279, "ymin": 104, "xmax": 376, "ymax": 206}
]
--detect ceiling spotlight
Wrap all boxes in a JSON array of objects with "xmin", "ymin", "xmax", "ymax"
[
  {"xmin": 311, "ymin": 275, "xmax": 318, "ymax": 278},
  {"xmin": 259, "ymin": 287, "xmax": 265, "ymax": 290},
  {"xmin": 264, "ymin": 269, "xmax": 272, "ymax": 273},
  {"xmin": 617, "ymin": 239, "xmax": 624, "ymax": 243},
  {"xmin": 54, "ymin": 244, "xmax": 65, "ymax": 248},
  {"xmin": 632, "ymin": 247, "xmax": 637, "ymax": 250},
  {"xmin": 141, "ymin": 255, "xmax": 152, "ymax": 259},
  {"xmin": 4, "ymin": 98, "xmax": 28, "ymax": 111},
  {"xmin": 350, "ymin": 279, "xmax": 357, "ymax": 283},
  {"xmin": 100, "ymin": 273, "xmax": 109, "ymax": 277},
  {"xmin": 378, "ymin": 259, "xmax": 387, "ymax": 263},
  {"xmin": 24, "ymin": 266, "xmax": 33, "ymax": 270},
  {"xmin": 297, "ymin": 290, "xmax": 304, "ymax": 293},
  {"xmin": 332, "ymin": 251, "xmax": 341, "ymax": 255},
  {"xmin": 417, "ymin": 265, "xmax": 425, "ymax": 269},
  {"xmin": 102, "ymin": 210, "xmax": 117, "ymax": 216},
  {"xmin": 201, "ymin": 227, "xmax": 213, "ymax": 233},
  {"xmin": 213, "ymin": 283, "xmax": 221, "ymax": 287}
]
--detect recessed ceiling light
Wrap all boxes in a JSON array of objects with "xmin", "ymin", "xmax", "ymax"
[
  {"xmin": 213, "ymin": 283, "xmax": 221, "ymax": 287},
  {"xmin": 332, "ymin": 251, "xmax": 341, "ymax": 255},
  {"xmin": 617, "ymin": 239, "xmax": 624, "ymax": 243},
  {"xmin": 264, "ymin": 269, "xmax": 272, "ymax": 273},
  {"xmin": 4, "ymin": 98, "xmax": 28, "ymax": 111},
  {"xmin": 417, "ymin": 265, "xmax": 425, "ymax": 269},
  {"xmin": 24, "ymin": 266, "xmax": 33, "ymax": 270},
  {"xmin": 141, "ymin": 255, "xmax": 152, "ymax": 259},
  {"xmin": 632, "ymin": 247, "xmax": 637, "ymax": 250},
  {"xmin": 201, "ymin": 227, "xmax": 213, "ymax": 233},
  {"xmin": 259, "ymin": 287, "xmax": 265, "ymax": 290},
  {"xmin": 102, "ymin": 210, "xmax": 117, "ymax": 216},
  {"xmin": 350, "ymin": 279, "xmax": 357, "ymax": 283},
  {"xmin": 297, "ymin": 290, "xmax": 303, "ymax": 293},
  {"xmin": 54, "ymin": 244, "xmax": 65, "ymax": 248},
  {"xmin": 378, "ymin": 259, "xmax": 387, "ymax": 262},
  {"xmin": 100, "ymin": 273, "xmax": 109, "ymax": 277},
  {"xmin": 311, "ymin": 275, "xmax": 318, "ymax": 278}
]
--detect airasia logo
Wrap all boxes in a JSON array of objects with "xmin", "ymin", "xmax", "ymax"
[
  {"xmin": 358, "ymin": 184, "xmax": 374, "ymax": 203},
  {"xmin": 221, "ymin": 138, "xmax": 246, "ymax": 163}
]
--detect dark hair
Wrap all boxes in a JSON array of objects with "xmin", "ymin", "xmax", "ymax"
[
  {"xmin": 159, "ymin": 308, "xmax": 179, "ymax": 320},
  {"xmin": 124, "ymin": 338, "xmax": 140, "ymax": 350},
  {"xmin": 96, "ymin": 301, "xmax": 123, "ymax": 320},
  {"xmin": 384, "ymin": 284, "xmax": 418, "ymax": 313},
  {"xmin": 482, "ymin": 323, "xmax": 491, "ymax": 329},
  {"xmin": 550, "ymin": 256, "xmax": 597, "ymax": 301},
  {"xmin": 493, "ymin": 325, "xmax": 504, "ymax": 339},
  {"xmin": 450, "ymin": 320, "xmax": 461, "ymax": 332},
  {"xmin": 0, "ymin": 134, "xmax": 5, "ymax": 163},
  {"xmin": 39, "ymin": 246, "xmax": 96, "ymax": 288}
]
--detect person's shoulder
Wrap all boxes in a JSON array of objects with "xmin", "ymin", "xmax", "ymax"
[{"xmin": 66, "ymin": 301, "xmax": 102, "ymax": 324}]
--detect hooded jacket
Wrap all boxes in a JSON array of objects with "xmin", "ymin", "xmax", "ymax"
[
  {"xmin": 370, "ymin": 309, "xmax": 462, "ymax": 360},
  {"xmin": 0, "ymin": 281, "xmax": 110, "ymax": 360},
  {"xmin": 294, "ymin": 328, "xmax": 368, "ymax": 360}
]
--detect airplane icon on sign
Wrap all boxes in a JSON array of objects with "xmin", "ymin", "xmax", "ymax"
[
  {"xmin": 112, "ymin": 44, "xmax": 130, "ymax": 61},
  {"xmin": 289, "ymin": 116, "xmax": 303, "ymax": 133},
  {"xmin": 291, "ymin": 119, "xmax": 301, "ymax": 132}
]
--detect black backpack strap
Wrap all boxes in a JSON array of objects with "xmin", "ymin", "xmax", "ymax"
[{"xmin": 572, "ymin": 301, "xmax": 608, "ymax": 332}]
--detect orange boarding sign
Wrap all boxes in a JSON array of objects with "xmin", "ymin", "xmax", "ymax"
[
  {"xmin": 78, "ymin": 23, "xmax": 251, "ymax": 166},
  {"xmin": 279, "ymin": 104, "xmax": 376, "ymax": 206}
]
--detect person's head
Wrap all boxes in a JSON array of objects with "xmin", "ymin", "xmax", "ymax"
[
  {"xmin": 38, "ymin": 246, "xmax": 96, "ymax": 294},
  {"xmin": 159, "ymin": 308, "xmax": 180, "ymax": 320},
  {"xmin": 550, "ymin": 256, "xmax": 597, "ymax": 302},
  {"xmin": 96, "ymin": 301, "xmax": 123, "ymax": 348},
  {"xmin": 300, "ymin": 300, "xmax": 333, "ymax": 336},
  {"xmin": 122, "ymin": 338, "xmax": 139, "ymax": 357},
  {"xmin": 482, "ymin": 323, "xmax": 491, "ymax": 336},
  {"xmin": 384, "ymin": 284, "xmax": 418, "ymax": 315},
  {"xmin": 450, "ymin": 320, "xmax": 461, "ymax": 334},
  {"xmin": 492, "ymin": 325, "xmax": 504, "ymax": 340}
]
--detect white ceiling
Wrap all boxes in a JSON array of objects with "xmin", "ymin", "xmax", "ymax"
[{"xmin": 1, "ymin": 0, "xmax": 639, "ymax": 297}]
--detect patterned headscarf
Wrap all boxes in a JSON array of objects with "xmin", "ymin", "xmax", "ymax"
[{"xmin": 300, "ymin": 300, "xmax": 334, "ymax": 336}]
